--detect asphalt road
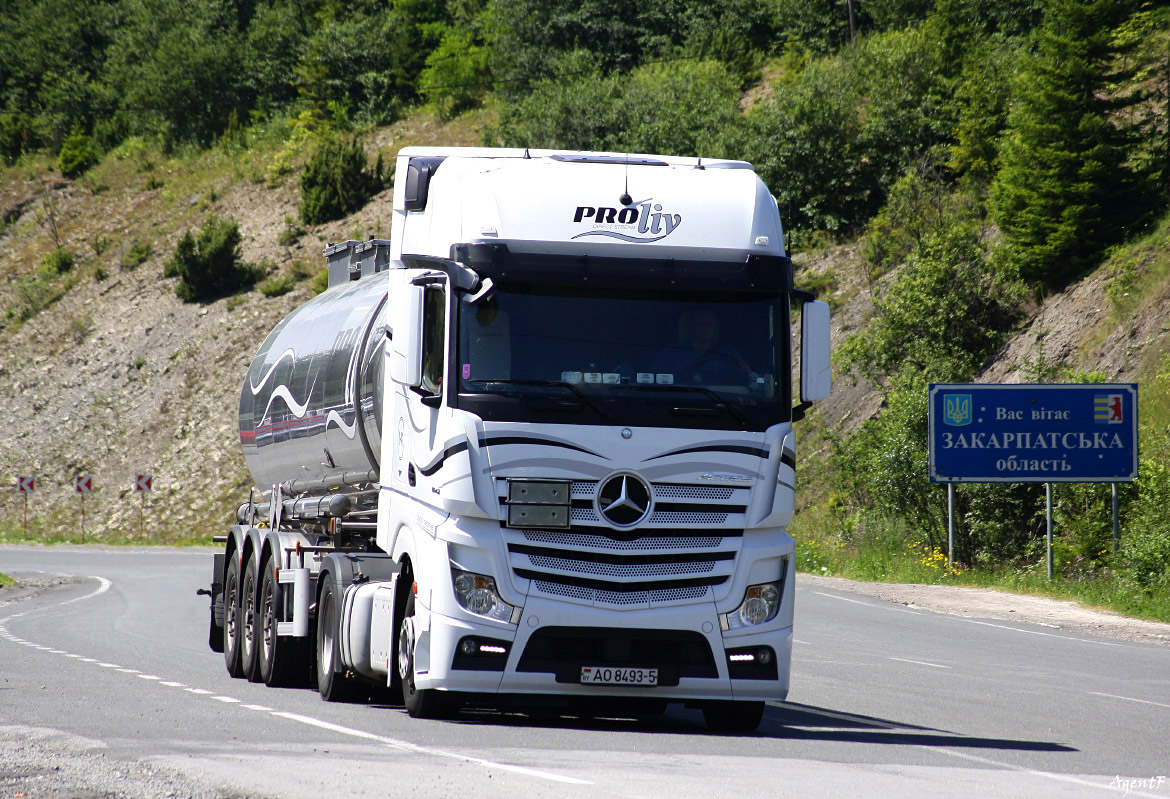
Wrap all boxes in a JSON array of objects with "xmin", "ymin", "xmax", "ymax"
[{"xmin": 1, "ymin": 545, "xmax": 1167, "ymax": 799}]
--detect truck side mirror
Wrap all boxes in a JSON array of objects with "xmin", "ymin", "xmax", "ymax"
[
  {"xmin": 389, "ymin": 284, "xmax": 424, "ymax": 387},
  {"xmin": 800, "ymin": 300, "xmax": 831, "ymax": 403}
]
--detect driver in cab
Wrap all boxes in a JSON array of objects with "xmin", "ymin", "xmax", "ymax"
[{"xmin": 652, "ymin": 309, "xmax": 750, "ymax": 385}]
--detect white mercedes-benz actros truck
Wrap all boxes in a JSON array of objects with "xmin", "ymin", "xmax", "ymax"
[{"xmin": 205, "ymin": 146, "xmax": 831, "ymax": 731}]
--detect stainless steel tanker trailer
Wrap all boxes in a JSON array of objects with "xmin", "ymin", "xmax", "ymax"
[{"xmin": 204, "ymin": 146, "xmax": 832, "ymax": 731}]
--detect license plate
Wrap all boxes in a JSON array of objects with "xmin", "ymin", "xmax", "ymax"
[{"xmin": 580, "ymin": 666, "xmax": 658, "ymax": 686}]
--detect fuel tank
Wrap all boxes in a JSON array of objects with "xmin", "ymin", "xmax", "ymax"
[{"xmin": 238, "ymin": 273, "xmax": 389, "ymax": 493}]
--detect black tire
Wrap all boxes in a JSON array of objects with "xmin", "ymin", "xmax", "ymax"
[
  {"xmin": 316, "ymin": 579, "xmax": 356, "ymax": 702},
  {"xmin": 702, "ymin": 701, "xmax": 765, "ymax": 732},
  {"xmin": 241, "ymin": 556, "xmax": 261, "ymax": 682},
  {"xmin": 257, "ymin": 557, "xmax": 309, "ymax": 688},
  {"xmin": 397, "ymin": 592, "xmax": 452, "ymax": 719},
  {"xmin": 223, "ymin": 555, "xmax": 243, "ymax": 677}
]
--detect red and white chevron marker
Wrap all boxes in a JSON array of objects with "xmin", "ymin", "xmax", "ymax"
[
  {"xmin": 134, "ymin": 474, "xmax": 153, "ymax": 492},
  {"xmin": 16, "ymin": 475, "xmax": 36, "ymax": 493},
  {"xmin": 74, "ymin": 475, "xmax": 93, "ymax": 494}
]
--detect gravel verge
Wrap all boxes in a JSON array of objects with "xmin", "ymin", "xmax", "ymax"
[{"xmin": 0, "ymin": 725, "xmax": 241, "ymax": 799}]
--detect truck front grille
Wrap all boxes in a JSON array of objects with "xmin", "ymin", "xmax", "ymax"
[{"xmin": 499, "ymin": 478, "xmax": 748, "ymax": 608}]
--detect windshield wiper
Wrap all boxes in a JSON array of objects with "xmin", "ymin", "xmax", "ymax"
[
  {"xmin": 619, "ymin": 384, "xmax": 753, "ymax": 429},
  {"xmin": 475, "ymin": 379, "xmax": 617, "ymax": 423}
]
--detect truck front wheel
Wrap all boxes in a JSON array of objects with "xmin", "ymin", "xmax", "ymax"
[{"xmin": 397, "ymin": 592, "xmax": 451, "ymax": 719}]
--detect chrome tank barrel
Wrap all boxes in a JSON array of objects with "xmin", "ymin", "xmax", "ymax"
[{"xmin": 238, "ymin": 273, "xmax": 388, "ymax": 493}]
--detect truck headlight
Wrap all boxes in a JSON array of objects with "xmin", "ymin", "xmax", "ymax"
[
  {"xmin": 451, "ymin": 569, "xmax": 516, "ymax": 623},
  {"xmin": 720, "ymin": 579, "xmax": 783, "ymax": 631}
]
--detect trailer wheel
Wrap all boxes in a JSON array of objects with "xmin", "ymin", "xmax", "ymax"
[
  {"xmin": 316, "ymin": 579, "xmax": 356, "ymax": 702},
  {"xmin": 397, "ymin": 592, "xmax": 452, "ymax": 719},
  {"xmin": 257, "ymin": 556, "xmax": 309, "ymax": 688},
  {"xmin": 702, "ymin": 701, "xmax": 765, "ymax": 733},
  {"xmin": 223, "ymin": 554, "xmax": 244, "ymax": 677},
  {"xmin": 241, "ymin": 556, "xmax": 261, "ymax": 682}
]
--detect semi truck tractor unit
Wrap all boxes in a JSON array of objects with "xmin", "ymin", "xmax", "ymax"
[{"xmin": 205, "ymin": 147, "xmax": 832, "ymax": 731}]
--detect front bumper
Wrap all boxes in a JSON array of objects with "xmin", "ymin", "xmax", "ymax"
[{"xmin": 414, "ymin": 595, "xmax": 791, "ymax": 702}]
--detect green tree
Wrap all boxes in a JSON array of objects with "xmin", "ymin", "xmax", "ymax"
[
  {"xmin": 298, "ymin": 135, "xmax": 385, "ymax": 226},
  {"xmin": 743, "ymin": 55, "xmax": 875, "ymax": 233},
  {"xmin": 837, "ymin": 223, "xmax": 1020, "ymax": 385},
  {"xmin": 494, "ymin": 59, "xmax": 742, "ymax": 157},
  {"xmin": 990, "ymin": 0, "xmax": 1148, "ymax": 287}
]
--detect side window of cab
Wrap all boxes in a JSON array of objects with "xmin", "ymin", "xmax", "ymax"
[{"xmin": 421, "ymin": 286, "xmax": 446, "ymax": 396}]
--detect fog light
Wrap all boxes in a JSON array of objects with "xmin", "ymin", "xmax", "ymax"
[
  {"xmin": 460, "ymin": 638, "xmax": 479, "ymax": 656},
  {"xmin": 757, "ymin": 647, "xmax": 773, "ymax": 665}
]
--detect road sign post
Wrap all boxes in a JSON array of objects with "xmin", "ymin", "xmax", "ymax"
[
  {"xmin": 17, "ymin": 475, "xmax": 35, "ymax": 538},
  {"xmin": 930, "ymin": 384, "xmax": 1138, "ymax": 579},
  {"xmin": 134, "ymin": 473, "xmax": 152, "ymax": 539},
  {"xmin": 74, "ymin": 475, "xmax": 93, "ymax": 542}
]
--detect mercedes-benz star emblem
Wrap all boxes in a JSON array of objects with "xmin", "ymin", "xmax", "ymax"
[{"xmin": 597, "ymin": 473, "xmax": 652, "ymax": 527}]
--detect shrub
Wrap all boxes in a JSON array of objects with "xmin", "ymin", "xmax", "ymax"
[
  {"xmin": 298, "ymin": 136, "xmax": 385, "ymax": 226},
  {"xmin": 259, "ymin": 274, "xmax": 296, "ymax": 297},
  {"xmin": 57, "ymin": 128, "xmax": 101, "ymax": 178},
  {"xmin": 39, "ymin": 248, "xmax": 75, "ymax": 276},
  {"xmin": 121, "ymin": 239, "xmax": 153, "ymax": 270},
  {"xmin": 165, "ymin": 215, "xmax": 263, "ymax": 302}
]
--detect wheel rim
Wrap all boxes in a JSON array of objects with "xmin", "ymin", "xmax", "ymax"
[
  {"xmin": 224, "ymin": 572, "xmax": 238, "ymax": 647},
  {"xmin": 262, "ymin": 577, "xmax": 275, "ymax": 656},
  {"xmin": 397, "ymin": 617, "xmax": 414, "ymax": 689},
  {"xmin": 242, "ymin": 572, "xmax": 255, "ymax": 657}
]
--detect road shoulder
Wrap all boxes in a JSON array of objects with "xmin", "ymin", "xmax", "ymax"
[{"xmin": 798, "ymin": 573, "xmax": 1170, "ymax": 646}]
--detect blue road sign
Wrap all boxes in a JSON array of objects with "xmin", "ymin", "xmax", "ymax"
[{"xmin": 929, "ymin": 384, "xmax": 1138, "ymax": 483}]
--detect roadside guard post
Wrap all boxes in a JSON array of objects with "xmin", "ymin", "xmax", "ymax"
[
  {"xmin": 16, "ymin": 475, "xmax": 35, "ymax": 537},
  {"xmin": 928, "ymin": 384, "xmax": 1138, "ymax": 577}
]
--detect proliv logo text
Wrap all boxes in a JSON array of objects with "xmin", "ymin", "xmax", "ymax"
[{"xmin": 571, "ymin": 198, "xmax": 682, "ymax": 243}]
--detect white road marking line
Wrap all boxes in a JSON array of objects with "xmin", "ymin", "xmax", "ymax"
[
  {"xmin": 212, "ymin": 696, "xmax": 241, "ymax": 704},
  {"xmin": 813, "ymin": 591, "xmax": 921, "ymax": 614},
  {"xmin": 185, "ymin": 688, "xmax": 213, "ymax": 695},
  {"xmin": 1088, "ymin": 691, "xmax": 1170, "ymax": 710},
  {"xmin": 269, "ymin": 711, "xmax": 592, "ymax": 785},
  {"xmin": 160, "ymin": 681, "xmax": 186, "ymax": 688},
  {"xmin": 960, "ymin": 618, "xmax": 1123, "ymax": 647},
  {"xmin": 927, "ymin": 746, "xmax": 1166, "ymax": 799},
  {"xmin": 97, "ymin": 663, "xmax": 119, "ymax": 668},
  {"xmin": 889, "ymin": 657, "xmax": 950, "ymax": 669},
  {"xmin": 137, "ymin": 674, "xmax": 162, "ymax": 681},
  {"xmin": 61, "ymin": 576, "xmax": 112, "ymax": 605},
  {"xmin": 242, "ymin": 704, "xmax": 271, "ymax": 711},
  {"xmin": 117, "ymin": 668, "xmax": 140, "ymax": 674}
]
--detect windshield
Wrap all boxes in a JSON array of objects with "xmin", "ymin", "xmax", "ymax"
[{"xmin": 455, "ymin": 285, "xmax": 791, "ymax": 431}]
